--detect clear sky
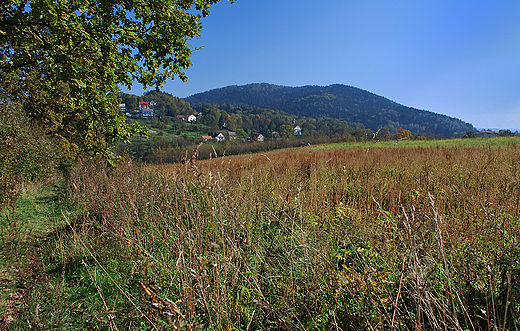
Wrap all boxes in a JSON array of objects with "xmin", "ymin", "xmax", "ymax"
[{"xmin": 123, "ymin": 0, "xmax": 520, "ymax": 130}]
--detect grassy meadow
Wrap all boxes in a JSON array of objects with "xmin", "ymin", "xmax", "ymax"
[{"xmin": 2, "ymin": 137, "xmax": 520, "ymax": 330}]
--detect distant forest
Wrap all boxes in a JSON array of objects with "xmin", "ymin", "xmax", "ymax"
[
  {"xmin": 185, "ymin": 83, "xmax": 476, "ymax": 136},
  {"xmin": 121, "ymin": 90, "xmax": 365, "ymax": 139},
  {"xmin": 119, "ymin": 87, "xmax": 478, "ymax": 163}
]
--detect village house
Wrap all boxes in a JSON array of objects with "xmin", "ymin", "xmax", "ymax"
[
  {"xmin": 201, "ymin": 135, "xmax": 213, "ymax": 141},
  {"xmin": 177, "ymin": 115, "xmax": 186, "ymax": 121},
  {"xmin": 293, "ymin": 125, "xmax": 302, "ymax": 136},
  {"xmin": 187, "ymin": 114, "xmax": 197, "ymax": 123},
  {"xmin": 215, "ymin": 132, "xmax": 226, "ymax": 142},
  {"xmin": 140, "ymin": 107, "xmax": 154, "ymax": 118},
  {"xmin": 138, "ymin": 101, "xmax": 149, "ymax": 110},
  {"xmin": 252, "ymin": 133, "xmax": 265, "ymax": 142}
]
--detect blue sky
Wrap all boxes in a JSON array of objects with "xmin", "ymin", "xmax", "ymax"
[{"xmin": 123, "ymin": 0, "xmax": 520, "ymax": 130}]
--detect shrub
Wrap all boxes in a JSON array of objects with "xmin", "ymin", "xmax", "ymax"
[{"xmin": 0, "ymin": 103, "xmax": 56, "ymax": 207}]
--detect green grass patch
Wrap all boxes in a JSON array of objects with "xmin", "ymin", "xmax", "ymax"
[
  {"xmin": 0, "ymin": 179, "xmax": 71, "ymax": 328},
  {"xmin": 306, "ymin": 136, "xmax": 520, "ymax": 151}
]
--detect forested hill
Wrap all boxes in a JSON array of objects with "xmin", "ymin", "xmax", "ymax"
[{"xmin": 184, "ymin": 83, "xmax": 475, "ymax": 135}]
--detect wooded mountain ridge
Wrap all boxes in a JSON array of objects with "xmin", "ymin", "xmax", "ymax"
[{"xmin": 184, "ymin": 83, "xmax": 475, "ymax": 136}]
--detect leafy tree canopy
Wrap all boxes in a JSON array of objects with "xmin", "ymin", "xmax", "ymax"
[{"xmin": 0, "ymin": 0, "xmax": 232, "ymax": 163}]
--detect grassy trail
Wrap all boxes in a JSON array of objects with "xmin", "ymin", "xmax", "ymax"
[{"xmin": 0, "ymin": 181, "xmax": 69, "ymax": 329}]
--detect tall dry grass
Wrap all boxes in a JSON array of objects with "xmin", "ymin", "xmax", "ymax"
[{"xmin": 46, "ymin": 142, "xmax": 520, "ymax": 330}]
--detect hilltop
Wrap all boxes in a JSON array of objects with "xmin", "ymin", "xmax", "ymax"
[{"xmin": 184, "ymin": 83, "xmax": 475, "ymax": 136}]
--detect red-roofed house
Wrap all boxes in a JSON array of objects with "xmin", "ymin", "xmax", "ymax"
[{"xmin": 138, "ymin": 101, "xmax": 149, "ymax": 110}]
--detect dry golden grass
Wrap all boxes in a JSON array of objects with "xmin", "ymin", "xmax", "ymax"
[{"xmin": 20, "ymin": 139, "xmax": 520, "ymax": 330}]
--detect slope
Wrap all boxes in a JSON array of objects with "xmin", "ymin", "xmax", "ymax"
[{"xmin": 184, "ymin": 83, "xmax": 475, "ymax": 135}]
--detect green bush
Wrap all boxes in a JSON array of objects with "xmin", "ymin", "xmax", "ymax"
[{"xmin": 0, "ymin": 103, "xmax": 56, "ymax": 207}]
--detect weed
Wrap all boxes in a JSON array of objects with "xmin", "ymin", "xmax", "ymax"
[{"xmin": 6, "ymin": 138, "xmax": 520, "ymax": 330}]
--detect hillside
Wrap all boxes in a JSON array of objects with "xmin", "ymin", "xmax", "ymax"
[{"xmin": 184, "ymin": 83, "xmax": 475, "ymax": 136}]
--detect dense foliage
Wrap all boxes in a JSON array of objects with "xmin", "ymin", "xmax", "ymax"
[
  {"xmin": 121, "ymin": 91, "xmax": 194, "ymax": 116},
  {"xmin": 118, "ymin": 90, "xmax": 450, "ymax": 163},
  {"xmin": 190, "ymin": 103, "xmax": 365, "ymax": 138},
  {"xmin": 118, "ymin": 91, "xmax": 383, "ymax": 162},
  {"xmin": 185, "ymin": 83, "xmax": 476, "ymax": 136},
  {"xmin": 0, "ymin": 103, "xmax": 55, "ymax": 207},
  {"xmin": 0, "ymin": 0, "xmax": 232, "ymax": 162}
]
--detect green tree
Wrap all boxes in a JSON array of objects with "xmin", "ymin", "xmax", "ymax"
[
  {"xmin": 121, "ymin": 93, "xmax": 138, "ymax": 112},
  {"xmin": 377, "ymin": 127, "xmax": 391, "ymax": 141},
  {"xmin": 279, "ymin": 124, "xmax": 293, "ymax": 138},
  {"xmin": 218, "ymin": 110, "xmax": 227, "ymax": 127},
  {"xmin": 1, "ymin": 0, "xmax": 233, "ymax": 163},
  {"xmin": 463, "ymin": 131, "xmax": 477, "ymax": 139},
  {"xmin": 235, "ymin": 128, "xmax": 247, "ymax": 139}
]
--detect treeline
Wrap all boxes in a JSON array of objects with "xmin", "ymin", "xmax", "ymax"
[
  {"xmin": 118, "ymin": 91, "xmax": 448, "ymax": 164},
  {"xmin": 120, "ymin": 90, "xmax": 192, "ymax": 114},
  {"xmin": 190, "ymin": 103, "xmax": 366, "ymax": 139}
]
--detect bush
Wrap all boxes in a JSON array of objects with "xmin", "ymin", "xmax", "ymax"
[{"xmin": 0, "ymin": 103, "xmax": 56, "ymax": 207}]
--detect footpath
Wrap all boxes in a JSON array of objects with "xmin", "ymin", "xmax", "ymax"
[{"xmin": 0, "ymin": 182, "xmax": 69, "ymax": 329}]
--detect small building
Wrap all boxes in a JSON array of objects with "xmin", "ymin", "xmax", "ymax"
[
  {"xmin": 187, "ymin": 114, "xmax": 197, "ymax": 123},
  {"xmin": 201, "ymin": 135, "xmax": 213, "ymax": 141},
  {"xmin": 140, "ymin": 108, "xmax": 154, "ymax": 118},
  {"xmin": 119, "ymin": 103, "xmax": 126, "ymax": 112},
  {"xmin": 177, "ymin": 115, "xmax": 186, "ymax": 121},
  {"xmin": 215, "ymin": 133, "xmax": 226, "ymax": 142},
  {"xmin": 293, "ymin": 125, "xmax": 302, "ymax": 136},
  {"xmin": 252, "ymin": 133, "xmax": 265, "ymax": 142},
  {"xmin": 138, "ymin": 101, "xmax": 149, "ymax": 110},
  {"xmin": 228, "ymin": 131, "xmax": 237, "ymax": 140}
]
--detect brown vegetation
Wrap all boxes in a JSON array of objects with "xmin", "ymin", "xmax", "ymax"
[{"xmin": 12, "ymin": 141, "xmax": 520, "ymax": 330}]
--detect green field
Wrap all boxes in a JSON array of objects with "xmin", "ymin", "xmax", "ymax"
[
  {"xmin": 2, "ymin": 137, "xmax": 520, "ymax": 330},
  {"xmin": 307, "ymin": 135, "xmax": 520, "ymax": 150}
]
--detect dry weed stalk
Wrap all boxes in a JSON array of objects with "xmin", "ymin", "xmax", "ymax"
[{"xmin": 56, "ymin": 142, "xmax": 520, "ymax": 330}]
